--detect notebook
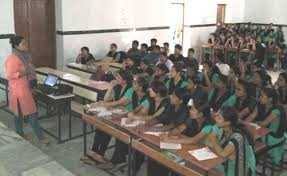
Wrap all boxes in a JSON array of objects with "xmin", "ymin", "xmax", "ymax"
[
  {"xmin": 189, "ymin": 147, "xmax": 217, "ymax": 161},
  {"xmin": 160, "ymin": 142, "xmax": 182, "ymax": 150}
]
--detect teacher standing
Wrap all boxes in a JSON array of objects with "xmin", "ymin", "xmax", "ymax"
[{"xmin": 5, "ymin": 36, "xmax": 48, "ymax": 144}]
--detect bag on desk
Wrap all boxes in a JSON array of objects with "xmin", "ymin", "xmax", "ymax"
[{"xmin": 54, "ymin": 84, "xmax": 73, "ymax": 96}]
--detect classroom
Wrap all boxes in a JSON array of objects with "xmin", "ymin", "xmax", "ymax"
[{"xmin": 0, "ymin": 0, "xmax": 287, "ymax": 176}]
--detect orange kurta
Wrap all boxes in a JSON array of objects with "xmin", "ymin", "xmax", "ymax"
[{"xmin": 5, "ymin": 54, "xmax": 37, "ymax": 116}]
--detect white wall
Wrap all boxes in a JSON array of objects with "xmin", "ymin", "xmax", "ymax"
[
  {"xmin": 0, "ymin": 0, "xmax": 14, "ymax": 101},
  {"xmin": 56, "ymin": 0, "xmax": 171, "ymax": 69},
  {"xmin": 244, "ymin": 0, "xmax": 287, "ymax": 44},
  {"xmin": 183, "ymin": 0, "xmax": 245, "ymax": 57}
]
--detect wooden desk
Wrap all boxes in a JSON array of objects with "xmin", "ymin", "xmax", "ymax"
[
  {"xmin": 35, "ymin": 90, "xmax": 75, "ymax": 143},
  {"xmin": 66, "ymin": 61, "xmax": 122, "ymax": 79},
  {"xmin": 131, "ymin": 131, "xmax": 224, "ymax": 176},
  {"xmin": 36, "ymin": 67, "xmax": 111, "ymax": 102}
]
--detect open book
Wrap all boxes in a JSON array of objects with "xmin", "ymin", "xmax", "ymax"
[{"xmin": 189, "ymin": 147, "xmax": 217, "ymax": 161}]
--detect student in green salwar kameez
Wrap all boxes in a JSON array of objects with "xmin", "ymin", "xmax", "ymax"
[
  {"xmin": 208, "ymin": 107, "xmax": 256, "ymax": 176},
  {"xmin": 245, "ymin": 88, "xmax": 286, "ymax": 165}
]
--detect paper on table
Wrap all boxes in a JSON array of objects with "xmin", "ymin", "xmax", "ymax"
[
  {"xmin": 97, "ymin": 111, "xmax": 112, "ymax": 117},
  {"xmin": 249, "ymin": 123, "xmax": 261, "ymax": 130},
  {"xmin": 160, "ymin": 142, "xmax": 182, "ymax": 150},
  {"xmin": 111, "ymin": 108, "xmax": 127, "ymax": 115},
  {"xmin": 88, "ymin": 106, "xmax": 107, "ymax": 113},
  {"xmin": 144, "ymin": 131, "xmax": 167, "ymax": 137},
  {"xmin": 189, "ymin": 147, "xmax": 218, "ymax": 161},
  {"xmin": 121, "ymin": 118, "xmax": 145, "ymax": 127}
]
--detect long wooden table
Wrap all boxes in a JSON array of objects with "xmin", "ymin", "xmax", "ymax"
[
  {"xmin": 66, "ymin": 60, "xmax": 122, "ymax": 79},
  {"xmin": 36, "ymin": 67, "xmax": 111, "ymax": 102},
  {"xmin": 0, "ymin": 122, "xmax": 75, "ymax": 176},
  {"xmin": 81, "ymin": 111, "xmax": 228, "ymax": 176}
]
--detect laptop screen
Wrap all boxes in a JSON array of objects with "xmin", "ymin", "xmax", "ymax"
[{"xmin": 44, "ymin": 74, "xmax": 58, "ymax": 87}]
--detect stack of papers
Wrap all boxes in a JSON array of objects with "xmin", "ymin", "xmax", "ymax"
[
  {"xmin": 160, "ymin": 142, "xmax": 182, "ymax": 150},
  {"xmin": 97, "ymin": 111, "xmax": 112, "ymax": 117},
  {"xmin": 188, "ymin": 147, "xmax": 217, "ymax": 161},
  {"xmin": 120, "ymin": 118, "xmax": 145, "ymax": 127}
]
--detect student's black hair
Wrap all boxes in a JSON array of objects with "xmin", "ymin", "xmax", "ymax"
[
  {"xmin": 202, "ymin": 59, "xmax": 213, "ymax": 69},
  {"xmin": 156, "ymin": 64, "xmax": 169, "ymax": 74},
  {"xmin": 215, "ymin": 51, "xmax": 225, "ymax": 63},
  {"xmin": 261, "ymin": 87, "xmax": 278, "ymax": 105},
  {"xmin": 141, "ymin": 43, "xmax": 148, "ymax": 49},
  {"xmin": 9, "ymin": 35, "xmax": 24, "ymax": 49},
  {"xmin": 220, "ymin": 107, "xmax": 239, "ymax": 128},
  {"xmin": 81, "ymin": 46, "xmax": 90, "ymax": 52},
  {"xmin": 136, "ymin": 76, "xmax": 149, "ymax": 93},
  {"xmin": 172, "ymin": 62, "xmax": 184, "ymax": 73},
  {"xmin": 111, "ymin": 43, "xmax": 117, "ymax": 48},
  {"xmin": 151, "ymin": 38, "xmax": 157, "ymax": 43},
  {"xmin": 255, "ymin": 70, "xmax": 268, "ymax": 86},
  {"xmin": 188, "ymin": 48, "xmax": 195, "ymax": 53},
  {"xmin": 163, "ymin": 42, "xmax": 169, "ymax": 47},
  {"xmin": 174, "ymin": 44, "xmax": 182, "ymax": 50},
  {"xmin": 154, "ymin": 45, "xmax": 161, "ymax": 50},
  {"xmin": 117, "ymin": 70, "xmax": 133, "ymax": 86},
  {"xmin": 237, "ymin": 79, "xmax": 253, "ymax": 97},
  {"xmin": 150, "ymin": 81, "xmax": 168, "ymax": 98},
  {"xmin": 132, "ymin": 40, "xmax": 139, "ymax": 46},
  {"xmin": 160, "ymin": 51, "xmax": 168, "ymax": 57},
  {"xmin": 173, "ymin": 88, "xmax": 187, "ymax": 102}
]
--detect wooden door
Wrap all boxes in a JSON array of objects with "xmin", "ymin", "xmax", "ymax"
[{"xmin": 14, "ymin": 0, "xmax": 56, "ymax": 68}]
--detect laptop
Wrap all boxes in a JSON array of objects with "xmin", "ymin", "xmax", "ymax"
[{"xmin": 38, "ymin": 74, "xmax": 59, "ymax": 94}]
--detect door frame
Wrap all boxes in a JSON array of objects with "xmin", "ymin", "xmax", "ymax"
[{"xmin": 170, "ymin": 2, "xmax": 185, "ymax": 47}]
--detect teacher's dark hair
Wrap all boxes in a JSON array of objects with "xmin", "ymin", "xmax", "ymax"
[{"xmin": 9, "ymin": 35, "xmax": 24, "ymax": 49}]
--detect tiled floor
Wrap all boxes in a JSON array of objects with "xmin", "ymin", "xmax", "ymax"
[{"xmin": 0, "ymin": 105, "xmax": 149, "ymax": 176}]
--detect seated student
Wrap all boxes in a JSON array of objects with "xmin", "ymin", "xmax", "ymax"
[
  {"xmin": 207, "ymin": 72, "xmax": 232, "ymax": 112},
  {"xmin": 122, "ymin": 57, "xmax": 141, "ymax": 75},
  {"xmin": 184, "ymin": 48, "xmax": 199, "ymax": 71},
  {"xmin": 148, "ymin": 38, "xmax": 158, "ymax": 52},
  {"xmin": 275, "ymin": 72, "xmax": 287, "ymax": 106},
  {"xmin": 75, "ymin": 46, "xmax": 96, "ymax": 64},
  {"xmin": 81, "ymin": 70, "xmax": 133, "ymax": 164},
  {"xmin": 165, "ymin": 63, "xmax": 189, "ymax": 94},
  {"xmin": 106, "ymin": 43, "xmax": 118, "ymax": 58},
  {"xmin": 143, "ymin": 45, "xmax": 161, "ymax": 64},
  {"xmin": 153, "ymin": 64, "xmax": 169, "ymax": 83},
  {"xmin": 221, "ymin": 79, "xmax": 256, "ymax": 119},
  {"xmin": 127, "ymin": 40, "xmax": 141, "ymax": 61},
  {"xmin": 208, "ymin": 107, "xmax": 256, "ymax": 176},
  {"xmin": 168, "ymin": 44, "xmax": 184, "ymax": 63},
  {"xmin": 163, "ymin": 42, "xmax": 170, "ymax": 54},
  {"xmin": 162, "ymin": 92, "xmax": 212, "ymax": 144},
  {"xmin": 138, "ymin": 59, "xmax": 154, "ymax": 83},
  {"xmin": 245, "ymin": 88, "xmax": 286, "ymax": 165},
  {"xmin": 145, "ymin": 88, "xmax": 190, "ymax": 176},
  {"xmin": 140, "ymin": 43, "xmax": 148, "ymax": 57},
  {"xmin": 97, "ymin": 76, "xmax": 151, "ymax": 170},
  {"xmin": 184, "ymin": 71, "xmax": 207, "ymax": 103},
  {"xmin": 156, "ymin": 51, "xmax": 174, "ymax": 71}
]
